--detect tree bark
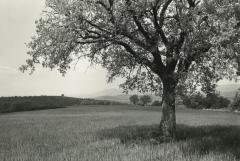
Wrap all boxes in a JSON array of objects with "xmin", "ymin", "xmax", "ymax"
[{"xmin": 159, "ymin": 76, "xmax": 177, "ymax": 141}]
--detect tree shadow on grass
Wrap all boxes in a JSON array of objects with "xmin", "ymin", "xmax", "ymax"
[{"xmin": 96, "ymin": 124, "xmax": 240, "ymax": 159}]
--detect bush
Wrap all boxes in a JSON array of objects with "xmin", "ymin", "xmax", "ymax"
[
  {"xmin": 10, "ymin": 101, "xmax": 37, "ymax": 112},
  {"xmin": 182, "ymin": 93, "xmax": 205, "ymax": 109},
  {"xmin": 151, "ymin": 100, "xmax": 162, "ymax": 106},
  {"xmin": 231, "ymin": 91, "xmax": 240, "ymax": 111},
  {"xmin": 10, "ymin": 100, "xmax": 62, "ymax": 112},
  {"xmin": 182, "ymin": 93, "xmax": 230, "ymax": 109},
  {"xmin": 129, "ymin": 95, "xmax": 139, "ymax": 105},
  {"xmin": 139, "ymin": 95, "xmax": 152, "ymax": 106},
  {"xmin": 204, "ymin": 93, "xmax": 230, "ymax": 109}
]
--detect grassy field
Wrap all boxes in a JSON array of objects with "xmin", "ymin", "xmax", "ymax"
[{"xmin": 0, "ymin": 105, "xmax": 240, "ymax": 161}]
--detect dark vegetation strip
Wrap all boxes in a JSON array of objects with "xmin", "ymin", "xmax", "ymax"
[{"xmin": 0, "ymin": 96, "xmax": 125, "ymax": 113}]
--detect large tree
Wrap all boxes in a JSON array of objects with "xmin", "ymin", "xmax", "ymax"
[{"xmin": 21, "ymin": 0, "xmax": 240, "ymax": 140}]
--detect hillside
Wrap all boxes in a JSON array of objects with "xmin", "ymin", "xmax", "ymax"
[
  {"xmin": 96, "ymin": 95, "xmax": 131, "ymax": 103},
  {"xmin": 0, "ymin": 96, "xmax": 125, "ymax": 113}
]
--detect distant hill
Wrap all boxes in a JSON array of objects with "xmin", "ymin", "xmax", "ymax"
[
  {"xmin": 96, "ymin": 94, "xmax": 161, "ymax": 103},
  {"xmin": 74, "ymin": 82, "xmax": 240, "ymax": 103},
  {"xmin": 94, "ymin": 83, "xmax": 240, "ymax": 103},
  {"xmin": 74, "ymin": 88, "xmax": 124, "ymax": 98},
  {"xmin": 96, "ymin": 95, "xmax": 130, "ymax": 103}
]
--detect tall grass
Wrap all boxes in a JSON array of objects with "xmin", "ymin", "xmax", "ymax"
[{"xmin": 0, "ymin": 105, "xmax": 239, "ymax": 161}]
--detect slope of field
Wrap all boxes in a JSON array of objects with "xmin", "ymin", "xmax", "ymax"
[{"xmin": 0, "ymin": 105, "xmax": 239, "ymax": 161}]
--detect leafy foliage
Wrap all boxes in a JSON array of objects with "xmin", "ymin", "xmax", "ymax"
[
  {"xmin": 231, "ymin": 89, "xmax": 240, "ymax": 111},
  {"xmin": 129, "ymin": 95, "xmax": 139, "ymax": 105},
  {"xmin": 20, "ymin": 0, "xmax": 240, "ymax": 95},
  {"xmin": 139, "ymin": 95, "xmax": 152, "ymax": 106},
  {"xmin": 182, "ymin": 92, "xmax": 230, "ymax": 109}
]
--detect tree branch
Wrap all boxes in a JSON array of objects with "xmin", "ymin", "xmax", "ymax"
[
  {"xmin": 151, "ymin": 49, "xmax": 167, "ymax": 76},
  {"xmin": 187, "ymin": 0, "xmax": 200, "ymax": 8},
  {"xmin": 114, "ymin": 41, "xmax": 152, "ymax": 67},
  {"xmin": 178, "ymin": 42, "xmax": 212, "ymax": 73},
  {"xmin": 159, "ymin": 0, "xmax": 173, "ymax": 28},
  {"xmin": 96, "ymin": 0, "xmax": 115, "ymax": 23},
  {"xmin": 126, "ymin": 1, "xmax": 151, "ymax": 41},
  {"xmin": 152, "ymin": 0, "xmax": 173, "ymax": 46},
  {"xmin": 132, "ymin": 14, "xmax": 151, "ymax": 40}
]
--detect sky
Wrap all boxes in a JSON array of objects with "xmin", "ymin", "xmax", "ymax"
[
  {"xmin": 0, "ymin": 0, "xmax": 122, "ymax": 97},
  {"xmin": 0, "ymin": 0, "xmax": 239, "ymax": 97}
]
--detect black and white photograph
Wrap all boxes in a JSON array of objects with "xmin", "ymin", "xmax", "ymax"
[{"xmin": 0, "ymin": 0, "xmax": 240, "ymax": 160}]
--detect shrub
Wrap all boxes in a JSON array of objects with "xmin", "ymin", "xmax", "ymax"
[
  {"xmin": 0, "ymin": 102, "xmax": 12, "ymax": 113},
  {"xmin": 204, "ymin": 93, "xmax": 230, "ymax": 109},
  {"xmin": 10, "ymin": 101, "xmax": 36, "ymax": 112},
  {"xmin": 139, "ymin": 95, "xmax": 152, "ymax": 106},
  {"xmin": 129, "ymin": 95, "xmax": 139, "ymax": 105},
  {"xmin": 231, "ymin": 91, "xmax": 240, "ymax": 111},
  {"xmin": 182, "ymin": 93, "xmax": 205, "ymax": 109},
  {"xmin": 151, "ymin": 100, "xmax": 162, "ymax": 106},
  {"xmin": 182, "ymin": 93, "xmax": 230, "ymax": 109}
]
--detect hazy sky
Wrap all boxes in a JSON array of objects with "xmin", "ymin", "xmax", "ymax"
[
  {"xmin": 0, "ymin": 0, "xmax": 122, "ymax": 97},
  {"xmin": 0, "ymin": 0, "xmax": 238, "ymax": 97}
]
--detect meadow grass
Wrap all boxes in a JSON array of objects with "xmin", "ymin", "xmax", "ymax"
[{"xmin": 0, "ymin": 105, "xmax": 239, "ymax": 161}]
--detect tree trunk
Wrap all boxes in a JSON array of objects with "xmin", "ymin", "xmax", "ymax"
[{"xmin": 159, "ymin": 77, "xmax": 177, "ymax": 141}]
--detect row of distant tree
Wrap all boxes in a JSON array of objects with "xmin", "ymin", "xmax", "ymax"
[
  {"xmin": 181, "ymin": 92, "xmax": 230, "ymax": 109},
  {"xmin": 129, "ymin": 91, "xmax": 237, "ymax": 110},
  {"xmin": 181, "ymin": 87, "xmax": 240, "ymax": 111},
  {"xmin": 129, "ymin": 95, "xmax": 162, "ymax": 106}
]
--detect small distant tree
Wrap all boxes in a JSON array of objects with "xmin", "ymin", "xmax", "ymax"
[
  {"xmin": 129, "ymin": 95, "xmax": 139, "ymax": 105},
  {"xmin": 140, "ymin": 95, "xmax": 152, "ymax": 106},
  {"xmin": 231, "ymin": 89, "xmax": 240, "ymax": 111}
]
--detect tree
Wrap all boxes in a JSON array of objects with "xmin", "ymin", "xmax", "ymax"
[
  {"xmin": 182, "ymin": 92, "xmax": 230, "ymax": 109},
  {"xmin": 231, "ymin": 89, "xmax": 240, "ymax": 111},
  {"xmin": 21, "ymin": 0, "xmax": 240, "ymax": 140},
  {"xmin": 140, "ymin": 95, "xmax": 152, "ymax": 106},
  {"xmin": 129, "ymin": 95, "xmax": 139, "ymax": 105}
]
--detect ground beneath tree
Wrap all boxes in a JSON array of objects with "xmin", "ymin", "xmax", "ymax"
[{"xmin": 0, "ymin": 105, "xmax": 239, "ymax": 161}]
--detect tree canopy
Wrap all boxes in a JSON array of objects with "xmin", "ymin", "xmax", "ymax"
[
  {"xmin": 21, "ymin": 0, "xmax": 240, "ymax": 139},
  {"xmin": 21, "ymin": 0, "xmax": 240, "ymax": 94}
]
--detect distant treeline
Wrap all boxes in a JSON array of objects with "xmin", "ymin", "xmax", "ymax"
[{"xmin": 0, "ymin": 96, "xmax": 125, "ymax": 113}]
